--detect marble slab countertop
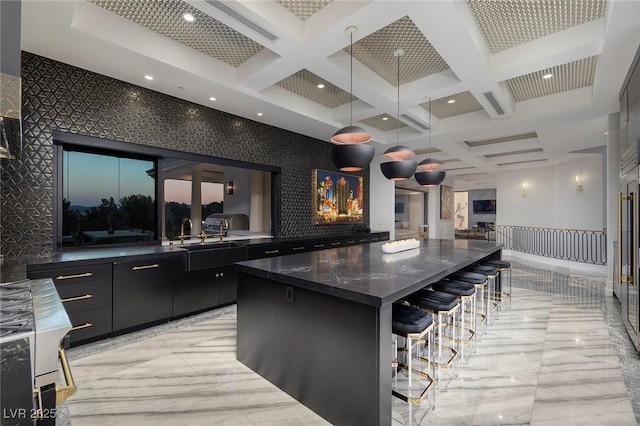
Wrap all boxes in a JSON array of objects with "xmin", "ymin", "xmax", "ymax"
[{"xmin": 236, "ymin": 238, "xmax": 503, "ymax": 307}]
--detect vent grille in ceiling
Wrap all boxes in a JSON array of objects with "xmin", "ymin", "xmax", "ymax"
[
  {"xmin": 483, "ymin": 91, "xmax": 504, "ymax": 115},
  {"xmin": 420, "ymin": 91, "xmax": 484, "ymax": 119},
  {"xmin": 465, "ymin": 132, "xmax": 538, "ymax": 147},
  {"xmin": 484, "ymin": 148, "xmax": 543, "ymax": 158},
  {"xmin": 361, "ymin": 114, "xmax": 406, "ymax": 132}
]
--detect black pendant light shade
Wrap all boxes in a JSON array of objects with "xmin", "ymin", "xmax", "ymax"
[
  {"xmin": 330, "ymin": 143, "xmax": 375, "ymax": 172},
  {"xmin": 381, "ymin": 160, "xmax": 417, "ymax": 181},
  {"xmin": 417, "ymin": 157, "xmax": 444, "ymax": 171},
  {"xmin": 383, "ymin": 145, "xmax": 415, "ymax": 161},
  {"xmin": 414, "ymin": 170, "xmax": 446, "ymax": 187},
  {"xmin": 331, "ymin": 125, "xmax": 373, "ymax": 144}
]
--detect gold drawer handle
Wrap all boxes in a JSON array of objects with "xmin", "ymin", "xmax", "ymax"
[
  {"xmin": 56, "ymin": 272, "xmax": 92, "ymax": 280},
  {"xmin": 61, "ymin": 294, "xmax": 93, "ymax": 303},
  {"xmin": 265, "ymin": 249, "xmax": 280, "ymax": 254},
  {"xmin": 131, "ymin": 263, "xmax": 160, "ymax": 271},
  {"xmin": 359, "ymin": 239, "xmax": 367, "ymax": 242},
  {"xmin": 70, "ymin": 322, "xmax": 92, "ymax": 331},
  {"xmin": 314, "ymin": 244, "xmax": 325, "ymax": 248},
  {"xmin": 331, "ymin": 242, "xmax": 341, "ymax": 246},
  {"xmin": 346, "ymin": 240, "xmax": 355, "ymax": 243},
  {"xmin": 292, "ymin": 246, "xmax": 305, "ymax": 251},
  {"xmin": 56, "ymin": 347, "xmax": 77, "ymax": 404}
]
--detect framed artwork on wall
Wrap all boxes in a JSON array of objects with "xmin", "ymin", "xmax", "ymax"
[
  {"xmin": 440, "ymin": 185, "xmax": 454, "ymax": 220},
  {"xmin": 313, "ymin": 169, "xmax": 364, "ymax": 225}
]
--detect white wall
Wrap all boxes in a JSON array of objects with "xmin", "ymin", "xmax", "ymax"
[
  {"xmin": 427, "ymin": 176, "xmax": 455, "ymax": 239},
  {"xmin": 408, "ymin": 193, "xmax": 423, "ymax": 233},
  {"xmin": 368, "ymin": 155, "xmax": 396, "ymax": 239},
  {"xmin": 496, "ymin": 155, "xmax": 603, "ymax": 230}
]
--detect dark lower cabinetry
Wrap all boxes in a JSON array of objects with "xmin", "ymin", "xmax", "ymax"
[
  {"xmin": 173, "ymin": 265, "xmax": 238, "ymax": 318},
  {"xmin": 27, "ymin": 263, "xmax": 113, "ymax": 347},
  {"xmin": 112, "ymin": 255, "xmax": 175, "ymax": 333}
]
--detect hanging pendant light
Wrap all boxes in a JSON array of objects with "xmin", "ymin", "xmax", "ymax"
[
  {"xmin": 331, "ymin": 26, "xmax": 372, "ymax": 145},
  {"xmin": 416, "ymin": 97, "xmax": 445, "ymax": 172},
  {"xmin": 330, "ymin": 143, "xmax": 375, "ymax": 172},
  {"xmin": 380, "ymin": 49, "xmax": 417, "ymax": 181},
  {"xmin": 415, "ymin": 96, "xmax": 446, "ymax": 185}
]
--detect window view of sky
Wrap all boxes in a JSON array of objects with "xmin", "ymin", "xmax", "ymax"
[
  {"xmin": 164, "ymin": 179, "xmax": 224, "ymax": 205},
  {"xmin": 63, "ymin": 151, "xmax": 155, "ymax": 207}
]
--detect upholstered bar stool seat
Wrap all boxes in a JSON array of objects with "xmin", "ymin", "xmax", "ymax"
[
  {"xmin": 391, "ymin": 303, "xmax": 435, "ymax": 407},
  {"xmin": 451, "ymin": 270, "xmax": 493, "ymax": 327},
  {"xmin": 431, "ymin": 280, "xmax": 477, "ymax": 362},
  {"xmin": 405, "ymin": 289, "xmax": 460, "ymax": 390},
  {"xmin": 481, "ymin": 260, "xmax": 512, "ymax": 310}
]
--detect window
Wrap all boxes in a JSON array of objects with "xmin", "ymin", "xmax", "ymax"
[{"xmin": 60, "ymin": 147, "xmax": 157, "ymax": 247}]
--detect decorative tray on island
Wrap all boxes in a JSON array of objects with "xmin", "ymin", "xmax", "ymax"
[{"xmin": 381, "ymin": 238, "xmax": 420, "ymax": 254}]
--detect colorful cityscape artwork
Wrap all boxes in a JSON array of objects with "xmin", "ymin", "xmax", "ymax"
[{"xmin": 313, "ymin": 169, "xmax": 364, "ymax": 225}]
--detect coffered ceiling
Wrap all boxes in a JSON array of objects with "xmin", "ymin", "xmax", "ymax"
[{"xmin": 19, "ymin": 0, "xmax": 640, "ymax": 191}]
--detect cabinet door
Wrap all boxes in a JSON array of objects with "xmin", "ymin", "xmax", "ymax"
[
  {"xmin": 173, "ymin": 268, "xmax": 219, "ymax": 317},
  {"xmin": 218, "ymin": 266, "xmax": 238, "ymax": 305},
  {"xmin": 112, "ymin": 256, "xmax": 174, "ymax": 332},
  {"xmin": 621, "ymin": 88, "xmax": 629, "ymax": 134}
]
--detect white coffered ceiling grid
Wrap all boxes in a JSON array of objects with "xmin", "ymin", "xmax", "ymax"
[{"xmin": 20, "ymin": 0, "xmax": 640, "ymax": 191}]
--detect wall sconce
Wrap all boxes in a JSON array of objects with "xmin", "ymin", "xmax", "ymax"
[
  {"xmin": 575, "ymin": 175, "xmax": 583, "ymax": 192},
  {"xmin": 226, "ymin": 181, "xmax": 234, "ymax": 195},
  {"xmin": 521, "ymin": 182, "xmax": 528, "ymax": 199}
]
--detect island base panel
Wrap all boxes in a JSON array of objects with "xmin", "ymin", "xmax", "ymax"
[{"xmin": 237, "ymin": 272, "xmax": 392, "ymax": 426}]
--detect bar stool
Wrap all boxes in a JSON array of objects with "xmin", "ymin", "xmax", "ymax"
[
  {"xmin": 391, "ymin": 303, "xmax": 436, "ymax": 407},
  {"xmin": 430, "ymin": 279, "xmax": 477, "ymax": 363},
  {"xmin": 466, "ymin": 264, "xmax": 499, "ymax": 322},
  {"xmin": 481, "ymin": 260, "xmax": 512, "ymax": 310},
  {"xmin": 448, "ymin": 270, "xmax": 491, "ymax": 328},
  {"xmin": 404, "ymin": 289, "xmax": 460, "ymax": 391}
]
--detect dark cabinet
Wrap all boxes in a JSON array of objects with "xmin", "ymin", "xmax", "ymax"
[
  {"xmin": 27, "ymin": 262, "xmax": 112, "ymax": 346},
  {"xmin": 112, "ymin": 255, "xmax": 174, "ymax": 333},
  {"xmin": 217, "ymin": 265, "xmax": 238, "ymax": 305},
  {"xmin": 173, "ymin": 268, "xmax": 219, "ymax": 318}
]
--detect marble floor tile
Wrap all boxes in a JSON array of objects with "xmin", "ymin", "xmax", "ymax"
[{"xmin": 54, "ymin": 262, "xmax": 640, "ymax": 426}]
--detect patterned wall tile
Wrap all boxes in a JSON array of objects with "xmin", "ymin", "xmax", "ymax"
[{"xmin": 0, "ymin": 53, "xmax": 370, "ymax": 258}]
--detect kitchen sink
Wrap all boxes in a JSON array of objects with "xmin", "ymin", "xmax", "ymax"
[{"xmin": 182, "ymin": 242, "xmax": 247, "ymax": 271}]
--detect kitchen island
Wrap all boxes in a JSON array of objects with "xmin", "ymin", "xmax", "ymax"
[{"xmin": 235, "ymin": 238, "xmax": 503, "ymax": 426}]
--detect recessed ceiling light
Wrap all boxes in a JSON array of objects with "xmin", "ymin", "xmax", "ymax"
[
  {"xmin": 209, "ymin": 97, "xmax": 216, "ymax": 101},
  {"xmin": 447, "ymin": 99, "xmax": 455, "ymax": 104},
  {"xmin": 317, "ymin": 84, "xmax": 325, "ymax": 89},
  {"xmin": 257, "ymin": 112, "xmax": 263, "ymax": 116},
  {"xmin": 543, "ymin": 73, "xmax": 553, "ymax": 79},
  {"xmin": 182, "ymin": 12, "xmax": 195, "ymax": 22},
  {"xmin": 144, "ymin": 75, "xmax": 154, "ymax": 81},
  {"xmin": 382, "ymin": 117, "xmax": 388, "ymax": 121}
]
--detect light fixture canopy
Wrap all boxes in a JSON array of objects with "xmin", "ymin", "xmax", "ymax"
[
  {"xmin": 414, "ymin": 170, "xmax": 446, "ymax": 187},
  {"xmin": 330, "ymin": 143, "xmax": 375, "ymax": 172},
  {"xmin": 226, "ymin": 181, "xmax": 234, "ymax": 195},
  {"xmin": 331, "ymin": 26, "xmax": 372, "ymax": 145}
]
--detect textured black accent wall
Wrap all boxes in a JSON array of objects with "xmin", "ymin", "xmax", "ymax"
[{"xmin": 0, "ymin": 53, "xmax": 369, "ymax": 258}]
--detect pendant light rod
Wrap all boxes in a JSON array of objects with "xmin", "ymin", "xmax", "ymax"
[
  {"xmin": 395, "ymin": 48, "xmax": 403, "ymax": 146},
  {"xmin": 330, "ymin": 26, "xmax": 372, "ymax": 144}
]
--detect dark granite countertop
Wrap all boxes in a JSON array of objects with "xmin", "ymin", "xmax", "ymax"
[
  {"xmin": 235, "ymin": 238, "xmax": 503, "ymax": 307},
  {"xmin": 0, "ymin": 231, "xmax": 388, "ymax": 283}
]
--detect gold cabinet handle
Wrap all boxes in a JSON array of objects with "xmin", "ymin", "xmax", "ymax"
[
  {"xmin": 618, "ymin": 192, "xmax": 623, "ymax": 284},
  {"xmin": 265, "ymin": 249, "xmax": 280, "ymax": 254},
  {"xmin": 70, "ymin": 322, "xmax": 92, "ymax": 331},
  {"xmin": 131, "ymin": 263, "xmax": 160, "ymax": 271},
  {"xmin": 56, "ymin": 347, "xmax": 77, "ymax": 404},
  {"xmin": 331, "ymin": 242, "xmax": 341, "ymax": 246},
  {"xmin": 292, "ymin": 246, "xmax": 305, "ymax": 251},
  {"xmin": 56, "ymin": 272, "xmax": 92, "ymax": 280},
  {"xmin": 314, "ymin": 244, "xmax": 325, "ymax": 248},
  {"xmin": 61, "ymin": 294, "xmax": 93, "ymax": 303},
  {"xmin": 346, "ymin": 240, "xmax": 355, "ymax": 243}
]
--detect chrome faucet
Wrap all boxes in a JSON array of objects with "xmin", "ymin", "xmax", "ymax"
[{"xmin": 179, "ymin": 217, "xmax": 193, "ymax": 247}]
